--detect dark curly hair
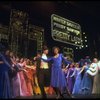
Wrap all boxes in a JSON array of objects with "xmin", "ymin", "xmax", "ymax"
[{"xmin": 43, "ymin": 46, "xmax": 49, "ymax": 51}]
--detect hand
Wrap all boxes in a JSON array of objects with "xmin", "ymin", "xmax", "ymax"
[
  {"xmin": 0, "ymin": 61, "xmax": 3, "ymax": 64},
  {"xmin": 12, "ymin": 64, "xmax": 15, "ymax": 67},
  {"xmin": 23, "ymin": 69, "xmax": 28, "ymax": 73},
  {"xmin": 37, "ymin": 54, "xmax": 41, "ymax": 58},
  {"xmin": 11, "ymin": 67, "xmax": 15, "ymax": 72},
  {"xmin": 66, "ymin": 64, "xmax": 69, "ymax": 68},
  {"xmin": 34, "ymin": 57, "xmax": 37, "ymax": 60},
  {"xmin": 62, "ymin": 68, "xmax": 65, "ymax": 72}
]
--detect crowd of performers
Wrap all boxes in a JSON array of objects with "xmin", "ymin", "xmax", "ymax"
[{"xmin": 0, "ymin": 44, "xmax": 100, "ymax": 99}]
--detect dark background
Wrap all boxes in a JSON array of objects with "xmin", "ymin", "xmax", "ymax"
[{"xmin": 0, "ymin": 1, "xmax": 100, "ymax": 61}]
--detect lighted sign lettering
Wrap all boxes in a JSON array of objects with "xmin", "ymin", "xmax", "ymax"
[{"xmin": 51, "ymin": 14, "xmax": 82, "ymax": 46}]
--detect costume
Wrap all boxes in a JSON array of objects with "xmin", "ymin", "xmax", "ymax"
[
  {"xmin": 72, "ymin": 68, "xmax": 82, "ymax": 95},
  {"xmin": 42, "ymin": 54, "xmax": 71, "ymax": 89},
  {"xmin": 92, "ymin": 62, "xmax": 100, "ymax": 94},
  {"xmin": 80, "ymin": 65, "xmax": 93, "ymax": 95},
  {"xmin": 66, "ymin": 67, "xmax": 75, "ymax": 93},
  {"xmin": 0, "ymin": 52, "xmax": 12, "ymax": 98}
]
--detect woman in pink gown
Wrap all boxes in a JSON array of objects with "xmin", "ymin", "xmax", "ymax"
[{"xmin": 18, "ymin": 58, "xmax": 30, "ymax": 96}]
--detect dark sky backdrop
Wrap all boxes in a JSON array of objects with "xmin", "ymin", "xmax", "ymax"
[{"xmin": 0, "ymin": 1, "xmax": 100, "ymax": 61}]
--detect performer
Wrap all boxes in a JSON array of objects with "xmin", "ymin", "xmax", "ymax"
[
  {"xmin": 41, "ymin": 46, "xmax": 71, "ymax": 98},
  {"xmin": 9, "ymin": 51, "xmax": 17, "ymax": 98},
  {"xmin": 0, "ymin": 47, "xmax": 12, "ymax": 98},
  {"xmin": 92, "ymin": 58, "xmax": 100, "ymax": 94},
  {"xmin": 33, "ymin": 52, "xmax": 41, "ymax": 95},
  {"xmin": 34, "ymin": 47, "xmax": 50, "ymax": 98},
  {"xmin": 86, "ymin": 58, "xmax": 98, "ymax": 77},
  {"xmin": 72, "ymin": 63, "xmax": 82, "ymax": 95},
  {"xmin": 11, "ymin": 57, "xmax": 21, "ymax": 98},
  {"xmin": 17, "ymin": 58, "xmax": 30, "ymax": 96},
  {"xmin": 24, "ymin": 59, "xmax": 36, "ymax": 96},
  {"xmin": 66, "ymin": 63, "xmax": 75, "ymax": 94},
  {"xmin": 79, "ymin": 59, "xmax": 93, "ymax": 95}
]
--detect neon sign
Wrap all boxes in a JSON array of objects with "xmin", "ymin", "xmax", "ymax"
[{"xmin": 51, "ymin": 14, "xmax": 82, "ymax": 46}]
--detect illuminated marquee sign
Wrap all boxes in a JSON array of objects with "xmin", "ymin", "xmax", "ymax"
[{"xmin": 51, "ymin": 14, "xmax": 82, "ymax": 46}]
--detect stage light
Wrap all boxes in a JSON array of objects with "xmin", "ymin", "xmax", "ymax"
[
  {"xmin": 83, "ymin": 32, "xmax": 85, "ymax": 35},
  {"xmin": 78, "ymin": 42, "xmax": 80, "ymax": 44},
  {"xmin": 76, "ymin": 47, "xmax": 78, "ymax": 49},
  {"xmin": 85, "ymin": 36, "xmax": 87, "ymax": 39},
  {"xmin": 79, "ymin": 47, "xmax": 81, "ymax": 49},
  {"xmin": 86, "ymin": 45, "xmax": 88, "ymax": 47},
  {"xmin": 82, "ymin": 45, "xmax": 84, "ymax": 48},
  {"xmin": 85, "ymin": 40, "xmax": 87, "ymax": 42},
  {"xmin": 75, "ymin": 42, "xmax": 77, "ymax": 44}
]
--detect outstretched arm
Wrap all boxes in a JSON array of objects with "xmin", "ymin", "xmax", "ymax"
[
  {"xmin": 66, "ymin": 68, "xmax": 70, "ymax": 78},
  {"xmin": 25, "ymin": 65, "xmax": 36, "ymax": 70},
  {"xmin": 41, "ymin": 57, "xmax": 53, "ymax": 62},
  {"xmin": 86, "ymin": 68, "xmax": 98, "ymax": 76},
  {"xmin": 70, "ymin": 68, "xmax": 76, "ymax": 77},
  {"xmin": 78, "ymin": 65, "xmax": 85, "ymax": 75},
  {"xmin": 86, "ymin": 63, "xmax": 98, "ymax": 76},
  {"xmin": 66, "ymin": 64, "xmax": 70, "ymax": 69},
  {"xmin": 61, "ymin": 54, "xmax": 72, "ymax": 65}
]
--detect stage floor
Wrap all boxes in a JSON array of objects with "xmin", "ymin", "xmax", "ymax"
[{"xmin": 16, "ymin": 94, "xmax": 100, "ymax": 99}]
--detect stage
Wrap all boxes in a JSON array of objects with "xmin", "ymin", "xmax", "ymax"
[{"xmin": 16, "ymin": 94, "xmax": 100, "ymax": 99}]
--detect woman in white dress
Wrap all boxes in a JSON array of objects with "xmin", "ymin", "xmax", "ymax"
[
  {"xmin": 92, "ymin": 58, "xmax": 100, "ymax": 94},
  {"xmin": 86, "ymin": 58, "xmax": 100, "ymax": 95}
]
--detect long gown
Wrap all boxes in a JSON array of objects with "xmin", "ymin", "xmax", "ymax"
[
  {"xmin": 42, "ymin": 53, "xmax": 71, "ymax": 89},
  {"xmin": 72, "ymin": 68, "xmax": 82, "ymax": 95},
  {"xmin": 0, "ymin": 53, "xmax": 12, "ymax": 98},
  {"xmin": 66, "ymin": 67, "xmax": 75, "ymax": 93},
  {"xmin": 11, "ymin": 63, "xmax": 30, "ymax": 97},
  {"xmin": 4, "ymin": 55, "xmax": 16, "ymax": 98},
  {"xmin": 18, "ymin": 63, "xmax": 30, "ymax": 96},
  {"xmin": 24, "ymin": 65, "xmax": 35, "ymax": 96},
  {"xmin": 92, "ymin": 62, "xmax": 100, "ymax": 94},
  {"xmin": 12, "ymin": 63, "xmax": 23, "ymax": 98},
  {"xmin": 79, "ymin": 65, "xmax": 93, "ymax": 95}
]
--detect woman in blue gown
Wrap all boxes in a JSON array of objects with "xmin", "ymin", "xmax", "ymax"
[
  {"xmin": 72, "ymin": 63, "xmax": 82, "ymax": 95},
  {"xmin": 0, "ymin": 47, "xmax": 12, "ymax": 98},
  {"xmin": 66, "ymin": 63, "xmax": 75, "ymax": 94},
  {"xmin": 41, "ymin": 46, "xmax": 71, "ymax": 98},
  {"xmin": 79, "ymin": 59, "xmax": 93, "ymax": 95}
]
